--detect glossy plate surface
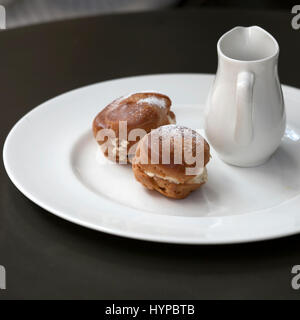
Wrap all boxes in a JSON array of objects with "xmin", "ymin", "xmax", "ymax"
[{"xmin": 3, "ymin": 74, "xmax": 300, "ymax": 244}]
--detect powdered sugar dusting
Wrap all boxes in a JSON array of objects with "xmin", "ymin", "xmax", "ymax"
[
  {"xmin": 137, "ymin": 96, "xmax": 167, "ymax": 109},
  {"xmin": 154, "ymin": 125, "xmax": 198, "ymax": 139},
  {"xmin": 110, "ymin": 92, "xmax": 167, "ymax": 110}
]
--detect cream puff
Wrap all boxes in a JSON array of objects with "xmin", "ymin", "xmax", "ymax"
[
  {"xmin": 93, "ymin": 92, "xmax": 176, "ymax": 163},
  {"xmin": 132, "ymin": 125, "xmax": 210, "ymax": 199}
]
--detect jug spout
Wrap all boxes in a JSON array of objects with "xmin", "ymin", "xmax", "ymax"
[{"xmin": 217, "ymin": 26, "xmax": 279, "ymax": 63}]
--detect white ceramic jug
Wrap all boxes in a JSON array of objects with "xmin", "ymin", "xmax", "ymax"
[{"xmin": 205, "ymin": 26, "xmax": 286, "ymax": 167}]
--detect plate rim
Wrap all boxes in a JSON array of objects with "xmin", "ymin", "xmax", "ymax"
[{"xmin": 3, "ymin": 73, "xmax": 300, "ymax": 245}]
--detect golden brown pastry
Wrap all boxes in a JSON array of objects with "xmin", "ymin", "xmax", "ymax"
[
  {"xmin": 132, "ymin": 125, "xmax": 210, "ymax": 199},
  {"xmin": 93, "ymin": 92, "xmax": 176, "ymax": 163}
]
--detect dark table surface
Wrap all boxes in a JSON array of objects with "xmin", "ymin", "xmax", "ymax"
[{"xmin": 1, "ymin": 8, "xmax": 300, "ymax": 300}]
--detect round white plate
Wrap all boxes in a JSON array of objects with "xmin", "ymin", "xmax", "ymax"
[{"xmin": 3, "ymin": 74, "xmax": 300, "ymax": 244}]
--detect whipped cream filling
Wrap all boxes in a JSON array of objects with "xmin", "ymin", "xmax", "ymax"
[
  {"xmin": 144, "ymin": 167, "xmax": 207, "ymax": 185},
  {"xmin": 189, "ymin": 168, "xmax": 208, "ymax": 184}
]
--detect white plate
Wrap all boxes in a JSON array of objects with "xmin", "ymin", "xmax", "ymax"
[{"xmin": 3, "ymin": 74, "xmax": 300, "ymax": 244}]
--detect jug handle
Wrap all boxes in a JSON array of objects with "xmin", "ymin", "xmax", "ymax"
[{"xmin": 234, "ymin": 71, "xmax": 254, "ymax": 146}]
